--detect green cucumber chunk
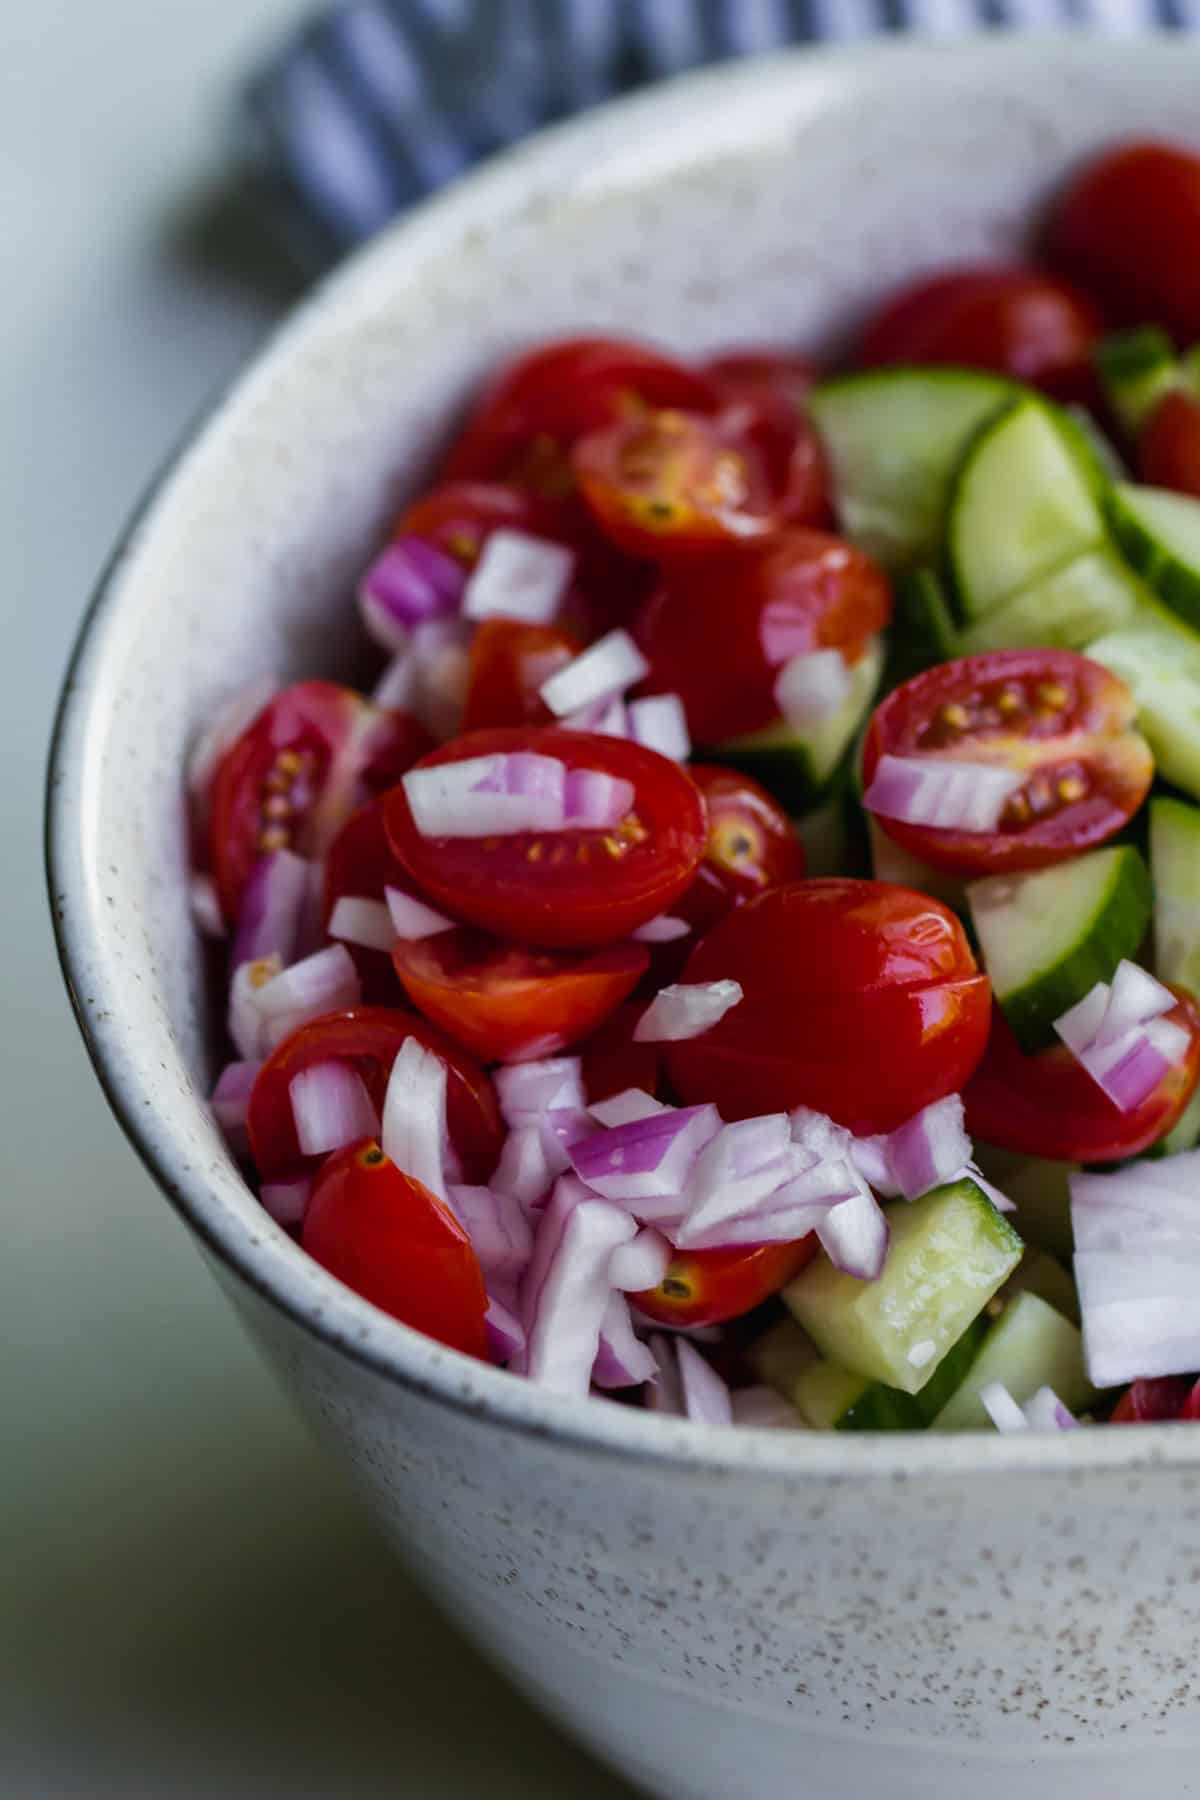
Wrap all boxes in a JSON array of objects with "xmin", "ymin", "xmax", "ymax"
[
  {"xmin": 807, "ymin": 367, "xmax": 1013, "ymax": 568},
  {"xmin": 783, "ymin": 1178, "xmax": 1023, "ymax": 1395},
  {"xmin": 1000, "ymin": 1248, "xmax": 1081, "ymax": 1325},
  {"xmin": 973, "ymin": 1148, "xmax": 1076, "ymax": 1261},
  {"xmin": 1150, "ymin": 793, "xmax": 1200, "ymax": 993},
  {"xmin": 792, "ymin": 1316, "xmax": 988, "ymax": 1431},
  {"xmin": 954, "ymin": 547, "xmax": 1146, "ymax": 655},
  {"xmin": 931, "ymin": 1290, "xmax": 1092, "ymax": 1431},
  {"xmin": 1088, "ymin": 616, "xmax": 1200, "ymax": 800},
  {"xmin": 709, "ymin": 635, "xmax": 884, "ymax": 816},
  {"xmin": 1107, "ymin": 481, "xmax": 1200, "ymax": 633},
  {"xmin": 887, "ymin": 566, "xmax": 960, "ymax": 683},
  {"xmin": 749, "ymin": 1317, "xmax": 819, "ymax": 1398},
  {"xmin": 867, "ymin": 816, "xmax": 968, "ymax": 914},
  {"xmin": 1096, "ymin": 327, "xmax": 1180, "ymax": 437},
  {"xmin": 966, "ymin": 845, "xmax": 1153, "ymax": 1053},
  {"xmin": 947, "ymin": 396, "xmax": 1107, "ymax": 621}
]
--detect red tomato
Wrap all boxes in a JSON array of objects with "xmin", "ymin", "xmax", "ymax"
[
  {"xmin": 862, "ymin": 650, "xmax": 1153, "ymax": 877},
  {"xmin": 385, "ymin": 727, "xmax": 708, "ymax": 950},
  {"xmin": 247, "ymin": 1006, "xmax": 503, "ymax": 1183},
  {"xmin": 1140, "ymin": 389, "xmax": 1200, "ymax": 497},
  {"xmin": 208, "ymin": 681, "xmax": 432, "ymax": 920},
  {"xmin": 684, "ymin": 763, "xmax": 806, "ymax": 931},
  {"xmin": 703, "ymin": 350, "xmax": 818, "ymax": 421},
  {"xmin": 705, "ymin": 351, "xmax": 831, "ymax": 529},
  {"xmin": 442, "ymin": 337, "xmax": 719, "ymax": 486},
  {"xmin": 322, "ymin": 800, "xmax": 408, "ymax": 1003},
  {"xmin": 1046, "ymin": 142, "xmax": 1200, "ymax": 344},
  {"xmin": 666, "ymin": 879, "xmax": 991, "ymax": 1134},
  {"xmin": 635, "ymin": 530, "xmax": 891, "ymax": 746},
  {"xmin": 632, "ymin": 1239, "xmax": 818, "ymax": 1329},
  {"xmin": 392, "ymin": 928, "xmax": 647, "ymax": 1062},
  {"xmin": 302, "ymin": 1140, "xmax": 488, "ymax": 1358},
  {"xmin": 1110, "ymin": 1377, "xmax": 1200, "ymax": 1423},
  {"xmin": 964, "ymin": 992, "xmax": 1200, "ymax": 1164},
  {"xmin": 460, "ymin": 619, "xmax": 583, "ymax": 732},
  {"xmin": 856, "ymin": 266, "xmax": 1100, "ymax": 402},
  {"xmin": 579, "ymin": 1002, "xmax": 664, "ymax": 1104}
]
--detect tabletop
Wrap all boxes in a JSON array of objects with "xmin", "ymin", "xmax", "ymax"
[{"xmin": 0, "ymin": 3, "xmax": 635, "ymax": 1792}]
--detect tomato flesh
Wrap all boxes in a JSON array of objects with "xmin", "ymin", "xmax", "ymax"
[
  {"xmin": 666, "ymin": 880, "xmax": 991, "ymax": 1135},
  {"xmin": 1140, "ymin": 389, "xmax": 1200, "ymax": 498},
  {"xmin": 385, "ymin": 727, "xmax": 708, "ymax": 949},
  {"xmin": 460, "ymin": 619, "xmax": 583, "ymax": 732},
  {"xmin": 632, "ymin": 1239, "xmax": 818, "ymax": 1329},
  {"xmin": 392, "ymin": 928, "xmax": 648, "ymax": 1063},
  {"xmin": 863, "ymin": 649, "xmax": 1153, "ymax": 877},
  {"xmin": 635, "ymin": 530, "xmax": 891, "ymax": 745},
  {"xmin": 302, "ymin": 1141, "xmax": 489, "ymax": 1358}
]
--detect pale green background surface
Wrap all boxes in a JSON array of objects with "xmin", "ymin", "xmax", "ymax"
[{"xmin": 2, "ymin": 4, "xmax": 633, "ymax": 1791}]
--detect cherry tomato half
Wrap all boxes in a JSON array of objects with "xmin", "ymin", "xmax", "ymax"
[
  {"xmin": 666, "ymin": 879, "xmax": 991, "ymax": 1135},
  {"xmin": 684, "ymin": 763, "xmax": 806, "ymax": 929},
  {"xmin": 385, "ymin": 727, "xmax": 708, "ymax": 950},
  {"xmin": 208, "ymin": 681, "xmax": 432, "ymax": 920},
  {"xmin": 302, "ymin": 1140, "xmax": 489, "ymax": 1358},
  {"xmin": 396, "ymin": 480, "xmax": 572, "ymax": 568},
  {"xmin": 578, "ymin": 1002, "xmax": 664, "ymax": 1104},
  {"xmin": 1110, "ymin": 1377, "xmax": 1200, "ymax": 1423},
  {"xmin": 856, "ymin": 266, "xmax": 1100, "ymax": 402},
  {"xmin": 1046, "ymin": 142, "xmax": 1200, "ymax": 345},
  {"xmin": 1140, "ymin": 389, "xmax": 1200, "ymax": 498},
  {"xmin": 392, "ymin": 928, "xmax": 647, "ymax": 1063},
  {"xmin": 632, "ymin": 1239, "xmax": 818, "ymax": 1329},
  {"xmin": 964, "ymin": 992, "xmax": 1200, "ymax": 1165},
  {"xmin": 442, "ymin": 337, "xmax": 719, "ymax": 487},
  {"xmin": 322, "ymin": 799, "xmax": 408, "ymax": 1003},
  {"xmin": 705, "ymin": 351, "xmax": 831, "ymax": 530},
  {"xmin": 703, "ymin": 350, "xmax": 818, "ymax": 424},
  {"xmin": 862, "ymin": 650, "xmax": 1153, "ymax": 877},
  {"xmin": 635, "ymin": 529, "xmax": 891, "ymax": 746},
  {"xmin": 247, "ymin": 1006, "xmax": 503, "ymax": 1183},
  {"xmin": 460, "ymin": 619, "xmax": 583, "ymax": 732}
]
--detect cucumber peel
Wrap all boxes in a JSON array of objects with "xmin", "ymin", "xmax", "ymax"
[
  {"xmin": 931, "ymin": 1290, "xmax": 1092, "ymax": 1431},
  {"xmin": 1095, "ymin": 326, "xmax": 1180, "ymax": 437},
  {"xmin": 1107, "ymin": 481, "xmax": 1200, "ymax": 634}
]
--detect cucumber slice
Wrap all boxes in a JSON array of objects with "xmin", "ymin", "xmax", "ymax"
[
  {"xmin": 931, "ymin": 1290, "xmax": 1092, "ymax": 1431},
  {"xmin": 954, "ymin": 547, "xmax": 1146, "ymax": 655},
  {"xmin": 1001, "ymin": 1248, "xmax": 1081, "ymax": 1324},
  {"xmin": 947, "ymin": 396, "xmax": 1107, "ymax": 621},
  {"xmin": 807, "ymin": 367, "xmax": 1013, "ymax": 568},
  {"xmin": 867, "ymin": 816, "xmax": 968, "ymax": 913},
  {"xmin": 783, "ymin": 1178, "xmax": 1022, "ymax": 1395},
  {"xmin": 887, "ymin": 566, "xmax": 961, "ymax": 683},
  {"xmin": 709, "ymin": 635, "xmax": 884, "ymax": 816},
  {"xmin": 974, "ymin": 1148, "xmax": 1076, "ymax": 1261},
  {"xmin": 792, "ymin": 1316, "xmax": 987, "ymax": 1431},
  {"xmin": 966, "ymin": 845, "xmax": 1153, "ymax": 1053},
  {"xmin": 1096, "ymin": 327, "xmax": 1179, "ymax": 437},
  {"xmin": 1107, "ymin": 482, "xmax": 1200, "ymax": 633},
  {"xmin": 1088, "ymin": 616, "xmax": 1200, "ymax": 800},
  {"xmin": 1150, "ymin": 793, "xmax": 1200, "ymax": 993}
]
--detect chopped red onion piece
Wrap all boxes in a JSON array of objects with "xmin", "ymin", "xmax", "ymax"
[
  {"xmin": 773, "ymin": 649, "xmax": 852, "ymax": 728},
  {"xmin": 539, "ymin": 1107, "xmax": 597, "ymax": 1181},
  {"xmin": 609, "ymin": 1227, "xmax": 672, "ymax": 1293},
  {"xmin": 957, "ymin": 1161, "xmax": 1015, "ymax": 1214},
  {"xmin": 1084, "ymin": 1026, "xmax": 1174, "ymax": 1112},
  {"xmin": 1054, "ymin": 966, "xmax": 1186, "ymax": 1112},
  {"xmin": 186, "ymin": 674, "xmax": 278, "ymax": 825},
  {"xmin": 592, "ymin": 1291, "xmax": 660, "ymax": 1388},
  {"xmin": 539, "ymin": 628, "xmax": 649, "ymax": 718},
  {"xmin": 588, "ymin": 1088, "xmax": 667, "ymax": 1128},
  {"xmin": 673, "ymin": 1115, "xmax": 793, "ymax": 1241},
  {"xmin": 402, "ymin": 750, "xmax": 578, "ymax": 837},
  {"xmin": 567, "ymin": 1104, "xmax": 721, "ymax": 1203},
  {"xmin": 490, "ymin": 1124, "xmax": 555, "ymax": 1208},
  {"xmin": 519, "ymin": 1178, "xmax": 637, "ymax": 1397},
  {"xmin": 189, "ymin": 872, "xmax": 226, "ymax": 939},
  {"xmin": 446, "ymin": 1183, "xmax": 533, "ymax": 1287},
  {"xmin": 253, "ymin": 944, "xmax": 362, "ymax": 1052},
  {"xmin": 1074, "ymin": 1248, "xmax": 1200, "ymax": 1386},
  {"xmin": 462, "ymin": 529, "xmax": 574, "ymax": 624},
  {"xmin": 790, "ymin": 1105, "xmax": 853, "ymax": 1161},
  {"xmin": 230, "ymin": 849, "xmax": 312, "ymax": 970},
  {"xmin": 328, "ymin": 895, "xmax": 396, "ymax": 953},
  {"xmin": 211, "ymin": 1059, "xmax": 261, "ymax": 1130},
  {"xmin": 484, "ymin": 1291, "xmax": 526, "ymax": 1364},
  {"xmin": 980, "ymin": 1381, "xmax": 1030, "ymax": 1433},
  {"xmin": 227, "ymin": 955, "xmax": 282, "ymax": 1061},
  {"xmin": 634, "ymin": 979, "xmax": 743, "ymax": 1043},
  {"xmin": 676, "ymin": 1339, "xmax": 733, "ymax": 1426},
  {"xmin": 631, "ymin": 914, "xmax": 691, "ymax": 944},
  {"xmin": 373, "ymin": 617, "xmax": 472, "ymax": 737},
  {"xmin": 381, "ymin": 1035, "xmax": 448, "ymax": 1201},
  {"xmin": 886, "ymin": 1095, "xmax": 971, "ymax": 1200},
  {"xmin": 627, "ymin": 693, "xmax": 690, "ymax": 762},
  {"xmin": 864, "ymin": 753, "xmax": 1024, "ymax": 833},
  {"xmin": 1054, "ymin": 980, "xmax": 1112, "ymax": 1058},
  {"xmin": 729, "ymin": 1386, "xmax": 806, "ymax": 1429},
  {"xmin": 261, "ymin": 1175, "xmax": 313, "ymax": 1227},
  {"xmin": 816, "ymin": 1181, "xmax": 889, "ymax": 1280},
  {"xmin": 562, "ymin": 768, "xmax": 636, "ymax": 829},
  {"xmin": 358, "ymin": 536, "xmax": 466, "ymax": 651},
  {"xmin": 1097, "ymin": 960, "xmax": 1175, "ymax": 1046},
  {"xmin": 678, "ymin": 1200, "xmax": 832, "ymax": 1251},
  {"xmin": 494, "ymin": 1056, "xmax": 585, "ymax": 1125},
  {"xmin": 644, "ymin": 1334, "xmax": 685, "ymax": 1415},
  {"xmin": 563, "ymin": 695, "xmax": 630, "ymax": 738},
  {"xmin": 848, "ymin": 1132, "xmax": 900, "ymax": 1197},
  {"xmin": 289, "ymin": 1061, "xmax": 380, "ymax": 1157},
  {"xmin": 384, "ymin": 885, "xmax": 456, "ymax": 941},
  {"xmin": 1023, "ymin": 1386, "xmax": 1079, "ymax": 1432}
]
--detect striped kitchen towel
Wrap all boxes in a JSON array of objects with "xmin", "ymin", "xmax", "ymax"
[{"xmin": 241, "ymin": 0, "xmax": 1197, "ymax": 273}]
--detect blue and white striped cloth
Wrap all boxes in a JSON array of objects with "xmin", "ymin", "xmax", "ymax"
[{"xmin": 242, "ymin": 0, "xmax": 1199, "ymax": 272}]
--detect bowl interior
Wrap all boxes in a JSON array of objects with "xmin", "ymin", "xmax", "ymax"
[{"xmin": 49, "ymin": 32, "xmax": 1200, "ymax": 1472}]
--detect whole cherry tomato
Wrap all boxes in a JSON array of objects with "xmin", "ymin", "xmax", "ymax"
[
  {"xmin": 666, "ymin": 879, "xmax": 991, "ymax": 1134},
  {"xmin": 964, "ymin": 992, "xmax": 1200, "ymax": 1165},
  {"xmin": 862, "ymin": 650, "xmax": 1153, "ymax": 877},
  {"xmin": 208, "ymin": 681, "xmax": 431, "ymax": 920},
  {"xmin": 384, "ymin": 727, "xmax": 708, "ymax": 949},
  {"xmin": 856, "ymin": 266, "xmax": 1100, "ymax": 402},
  {"xmin": 460, "ymin": 619, "xmax": 583, "ymax": 732},
  {"xmin": 1046, "ymin": 141, "xmax": 1200, "ymax": 344},
  {"xmin": 322, "ymin": 799, "xmax": 408, "ymax": 1004},
  {"xmin": 392, "ymin": 927, "xmax": 647, "ymax": 1062},
  {"xmin": 578, "ymin": 1002, "xmax": 664, "ymax": 1104},
  {"xmin": 302, "ymin": 1140, "xmax": 489, "ymax": 1358},
  {"xmin": 1140, "ymin": 389, "xmax": 1200, "ymax": 497},
  {"xmin": 632, "ymin": 1239, "xmax": 818, "ymax": 1329},
  {"xmin": 635, "ymin": 529, "xmax": 891, "ymax": 747},
  {"xmin": 247, "ymin": 1007, "xmax": 503, "ymax": 1183}
]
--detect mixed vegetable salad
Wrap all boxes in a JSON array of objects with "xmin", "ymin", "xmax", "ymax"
[{"xmin": 190, "ymin": 139, "xmax": 1200, "ymax": 1434}]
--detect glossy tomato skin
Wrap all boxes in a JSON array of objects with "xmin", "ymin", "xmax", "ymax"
[
  {"xmin": 703, "ymin": 350, "xmax": 818, "ymax": 419},
  {"xmin": 1046, "ymin": 142, "xmax": 1200, "ymax": 344},
  {"xmin": 208, "ymin": 681, "xmax": 432, "ymax": 920},
  {"xmin": 635, "ymin": 530, "xmax": 891, "ymax": 746},
  {"xmin": 705, "ymin": 351, "xmax": 831, "ymax": 528},
  {"xmin": 1110, "ymin": 1377, "xmax": 1200, "ymax": 1423},
  {"xmin": 392, "ymin": 928, "xmax": 648, "ymax": 1062},
  {"xmin": 396, "ymin": 481, "xmax": 572, "ymax": 566},
  {"xmin": 322, "ymin": 799, "xmax": 408, "ymax": 1003},
  {"xmin": 247, "ymin": 1006, "xmax": 503, "ymax": 1183},
  {"xmin": 578, "ymin": 1002, "xmax": 664, "ymax": 1104},
  {"xmin": 964, "ymin": 991, "xmax": 1200, "ymax": 1164},
  {"xmin": 666, "ymin": 879, "xmax": 992, "ymax": 1134},
  {"xmin": 632, "ymin": 1238, "xmax": 818, "ymax": 1329},
  {"xmin": 385, "ymin": 727, "xmax": 708, "ymax": 950},
  {"xmin": 460, "ymin": 619, "xmax": 583, "ymax": 732},
  {"xmin": 302, "ymin": 1140, "xmax": 489, "ymax": 1358},
  {"xmin": 856, "ymin": 266, "xmax": 1100, "ymax": 402},
  {"xmin": 1140, "ymin": 389, "xmax": 1200, "ymax": 497},
  {"xmin": 862, "ymin": 650, "xmax": 1154, "ymax": 877}
]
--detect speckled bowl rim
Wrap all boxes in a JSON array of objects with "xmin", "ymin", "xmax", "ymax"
[{"xmin": 47, "ymin": 30, "xmax": 1200, "ymax": 1481}]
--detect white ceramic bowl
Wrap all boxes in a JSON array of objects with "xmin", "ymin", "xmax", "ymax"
[{"xmin": 49, "ymin": 33, "xmax": 1200, "ymax": 1799}]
